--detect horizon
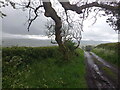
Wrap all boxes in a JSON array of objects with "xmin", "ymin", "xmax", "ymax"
[{"xmin": 2, "ymin": 38, "xmax": 118, "ymax": 48}]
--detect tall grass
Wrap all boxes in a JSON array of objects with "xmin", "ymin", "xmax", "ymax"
[
  {"xmin": 2, "ymin": 46, "xmax": 87, "ymax": 88},
  {"xmin": 92, "ymin": 42, "xmax": 119, "ymax": 67}
]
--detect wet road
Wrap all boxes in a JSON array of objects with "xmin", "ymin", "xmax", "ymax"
[
  {"xmin": 85, "ymin": 51, "xmax": 119, "ymax": 89},
  {"xmin": 91, "ymin": 52, "xmax": 118, "ymax": 73}
]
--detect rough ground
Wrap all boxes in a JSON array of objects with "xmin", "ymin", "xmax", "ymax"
[{"xmin": 85, "ymin": 51, "xmax": 120, "ymax": 89}]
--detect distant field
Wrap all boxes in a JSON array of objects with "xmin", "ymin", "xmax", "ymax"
[
  {"xmin": 2, "ymin": 38, "xmax": 109, "ymax": 47},
  {"xmin": 92, "ymin": 42, "xmax": 120, "ymax": 67},
  {"xmin": 2, "ymin": 46, "xmax": 87, "ymax": 88}
]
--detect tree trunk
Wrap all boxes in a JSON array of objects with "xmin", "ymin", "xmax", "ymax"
[{"xmin": 43, "ymin": 1, "xmax": 67, "ymax": 59}]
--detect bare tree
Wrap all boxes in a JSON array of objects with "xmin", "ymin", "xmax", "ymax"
[{"xmin": 1, "ymin": 0, "xmax": 120, "ymax": 59}]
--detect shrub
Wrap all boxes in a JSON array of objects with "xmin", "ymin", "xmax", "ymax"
[{"xmin": 64, "ymin": 40, "xmax": 76, "ymax": 52}]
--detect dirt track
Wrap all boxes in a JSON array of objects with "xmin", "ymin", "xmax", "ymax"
[{"xmin": 85, "ymin": 51, "xmax": 119, "ymax": 89}]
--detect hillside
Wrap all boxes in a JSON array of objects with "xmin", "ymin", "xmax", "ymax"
[{"xmin": 95, "ymin": 42, "xmax": 120, "ymax": 51}]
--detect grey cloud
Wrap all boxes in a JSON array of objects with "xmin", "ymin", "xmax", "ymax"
[
  {"xmin": 2, "ymin": 6, "xmax": 48, "ymax": 35},
  {"xmin": 2, "ymin": 5, "xmax": 118, "ymax": 42},
  {"xmin": 82, "ymin": 16, "xmax": 118, "ymax": 42},
  {"xmin": 2, "ymin": 32, "xmax": 50, "ymax": 40},
  {"xmin": 82, "ymin": 27, "xmax": 118, "ymax": 42}
]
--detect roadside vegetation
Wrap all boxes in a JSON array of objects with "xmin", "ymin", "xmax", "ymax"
[
  {"xmin": 2, "ymin": 46, "xmax": 87, "ymax": 88},
  {"xmin": 92, "ymin": 42, "xmax": 120, "ymax": 67}
]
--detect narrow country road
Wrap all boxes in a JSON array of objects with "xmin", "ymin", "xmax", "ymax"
[{"xmin": 85, "ymin": 51, "xmax": 119, "ymax": 89}]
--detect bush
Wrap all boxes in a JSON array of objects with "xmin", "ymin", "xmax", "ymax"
[{"xmin": 64, "ymin": 40, "xmax": 76, "ymax": 52}]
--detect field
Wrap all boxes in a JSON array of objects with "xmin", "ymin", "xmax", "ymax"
[
  {"xmin": 92, "ymin": 42, "xmax": 120, "ymax": 67},
  {"xmin": 2, "ymin": 46, "xmax": 87, "ymax": 88}
]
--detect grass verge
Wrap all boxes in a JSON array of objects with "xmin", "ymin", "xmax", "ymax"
[
  {"xmin": 2, "ymin": 46, "xmax": 87, "ymax": 88},
  {"xmin": 93, "ymin": 57, "xmax": 117, "ymax": 80},
  {"xmin": 92, "ymin": 48, "xmax": 119, "ymax": 67},
  {"xmin": 92, "ymin": 42, "xmax": 120, "ymax": 67}
]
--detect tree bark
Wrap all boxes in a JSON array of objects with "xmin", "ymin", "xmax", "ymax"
[
  {"xmin": 43, "ymin": 1, "xmax": 66, "ymax": 52},
  {"xmin": 42, "ymin": 0, "xmax": 119, "ymax": 60},
  {"xmin": 58, "ymin": 1, "xmax": 118, "ymax": 14}
]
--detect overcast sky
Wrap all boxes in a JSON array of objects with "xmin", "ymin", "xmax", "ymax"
[{"xmin": 2, "ymin": 1, "xmax": 118, "ymax": 42}]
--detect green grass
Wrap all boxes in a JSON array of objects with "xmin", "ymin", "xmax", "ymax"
[
  {"xmin": 102, "ymin": 66, "xmax": 117, "ymax": 80},
  {"xmin": 2, "ymin": 46, "xmax": 87, "ymax": 88},
  {"xmin": 95, "ymin": 42, "xmax": 120, "ymax": 51},
  {"xmin": 93, "ymin": 57, "xmax": 117, "ymax": 80},
  {"xmin": 92, "ymin": 42, "xmax": 119, "ymax": 67}
]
